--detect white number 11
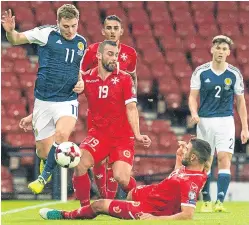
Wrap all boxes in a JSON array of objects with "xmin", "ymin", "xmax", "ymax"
[{"xmin": 65, "ymin": 48, "xmax": 75, "ymax": 63}]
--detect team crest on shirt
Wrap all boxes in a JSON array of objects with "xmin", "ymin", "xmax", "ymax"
[
  {"xmin": 77, "ymin": 42, "xmax": 84, "ymax": 56},
  {"xmin": 113, "ymin": 206, "xmax": 122, "ymax": 213},
  {"xmin": 111, "ymin": 77, "xmax": 120, "ymax": 84},
  {"xmin": 224, "ymin": 78, "xmax": 232, "ymax": 90},
  {"xmin": 120, "ymin": 53, "xmax": 128, "ymax": 61},
  {"xmin": 123, "ymin": 150, "xmax": 131, "ymax": 158}
]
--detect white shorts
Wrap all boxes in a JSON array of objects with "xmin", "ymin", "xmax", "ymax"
[
  {"xmin": 197, "ymin": 116, "xmax": 235, "ymax": 155},
  {"xmin": 32, "ymin": 98, "xmax": 79, "ymax": 141}
]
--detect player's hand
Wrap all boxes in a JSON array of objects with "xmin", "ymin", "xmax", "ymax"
[
  {"xmin": 1, "ymin": 9, "xmax": 15, "ymax": 33},
  {"xmin": 19, "ymin": 115, "xmax": 33, "ymax": 132},
  {"xmin": 138, "ymin": 213, "xmax": 156, "ymax": 220},
  {"xmin": 190, "ymin": 113, "xmax": 200, "ymax": 124},
  {"xmin": 241, "ymin": 129, "xmax": 249, "ymax": 144},
  {"xmin": 73, "ymin": 80, "xmax": 84, "ymax": 94},
  {"xmin": 135, "ymin": 134, "xmax": 151, "ymax": 148}
]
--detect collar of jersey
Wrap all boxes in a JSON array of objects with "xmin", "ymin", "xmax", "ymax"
[{"xmin": 210, "ymin": 61, "xmax": 228, "ymax": 76}]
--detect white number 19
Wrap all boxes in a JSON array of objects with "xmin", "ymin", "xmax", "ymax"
[{"xmin": 99, "ymin": 86, "xmax": 109, "ymax": 98}]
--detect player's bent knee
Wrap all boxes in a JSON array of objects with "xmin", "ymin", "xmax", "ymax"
[
  {"xmin": 91, "ymin": 199, "xmax": 109, "ymax": 213},
  {"xmin": 54, "ymin": 130, "xmax": 71, "ymax": 143},
  {"xmin": 113, "ymin": 171, "xmax": 130, "ymax": 186}
]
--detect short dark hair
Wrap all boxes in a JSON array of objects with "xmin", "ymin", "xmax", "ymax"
[
  {"xmin": 104, "ymin": 15, "xmax": 122, "ymax": 25},
  {"xmin": 212, "ymin": 35, "xmax": 234, "ymax": 49},
  {"xmin": 98, "ymin": 40, "xmax": 117, "ymax": 53},
  {"xmin": 190, "ymin": 138, "xmax": 211, "ymax": 164}
]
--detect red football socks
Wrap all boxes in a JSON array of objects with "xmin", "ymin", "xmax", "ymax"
[
  {"xmin": 72, "ymin": 173, "xmax": 90, "ymax": 206},
  {"xmin": 93, "ymin": 163, "xmax": 107, "ymax": 198},
  {"xmin": 106, "ymin": 167, "xmax": 118, "ymax": 199},
  {"xmin": 62, "ymin": 205, "xmax": 97, "ymax": 219}
]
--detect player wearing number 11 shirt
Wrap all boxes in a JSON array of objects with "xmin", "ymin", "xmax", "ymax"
[
  {"xmin": 1, "ymin": 4, "xmax": 87, "ymax": 194},
  {"xmin": 71, "ymin": 40, "xmax": 151, "ymax": 207}
]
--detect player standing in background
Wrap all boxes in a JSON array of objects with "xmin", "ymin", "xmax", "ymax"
[
  {"xmin": 70, "ymin": 40, "xmax": 151, "ymax": 207},
  {"xmin": 1, "ymin": 4, "xmax": 87, "ymax": 194},
  {"xmin": 81, "ymin": 15, "xmax": 138, "ymax": 199},
  {"xmin": 189, "ymin": 35, "xmax": 249, "ymax": 212},
  {"xmin": 39, "ymin": 138, "xmax": 211, "ymax": 221}
]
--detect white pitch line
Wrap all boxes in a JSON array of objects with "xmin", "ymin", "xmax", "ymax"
[{"xmin": 2, "ymin": 201, "xmax": 66, "ymax": 215}]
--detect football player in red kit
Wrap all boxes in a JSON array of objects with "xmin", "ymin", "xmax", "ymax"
[
  {"xmin": 40, "ymin": 138, "xmax": 211, "ymax": 221},
  {"xmin": 81, "ymin": 15, "xmax": 138, "ymax": 199},
  {"xmin": 68, "ymin": 40, "xmax": 150, "ymax": 207}
]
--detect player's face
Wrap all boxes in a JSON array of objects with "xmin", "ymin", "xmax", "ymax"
[
  {"xmin": 211, "ymin": 42, "xmax": 230, "ymax": 63},
  {"xmin": 102, "ymin": 20, "xmax": 124, "ymax": 43},
  {"xmin": 181, "ymin": 142, "xmax": 194, "ymax": 167},
  {"xmin": 101, "ymin": 45, "xmax": 119, "ymax": 72},
  {"xmin": 58, "ymin": 18, "xmax": 78, "ymax": 40}
]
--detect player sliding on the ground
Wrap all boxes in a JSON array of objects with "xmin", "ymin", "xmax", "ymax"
[{"xmin": 39, "ymin": 138, "xmax": 211, "ymax": 221}]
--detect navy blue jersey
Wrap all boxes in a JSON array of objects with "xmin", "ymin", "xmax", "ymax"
[
  {"xmin": 190, "ymin": 62, "xmax": 244, "ymax": 117},
  {"xmin": 24, "ymin": 25, "xmax": 87, "ymax": 102}
]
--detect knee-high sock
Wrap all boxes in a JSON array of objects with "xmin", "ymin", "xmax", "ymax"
[
  {"xmin": 217, "ymin": 169, "xmax": 231, "ymax": 203},
  {"xmin": 202, "ymin": 171, "xmax": 211, "ymax": 202},
  {"xmin": 40, "ymin": 142, "xmax": 58, "ymax": 182},
  {"xmin": 106, "ymin": 167, "xmax": 118, "ymax": 199},
  {"xmin": 62, "ymin": 205, "xmax": 97, "ymax": 219},
  {"xmin": 72, "ymin": 173, "xmax": 91, "ymax": 206},
  {"xmin": 93, "ymin": 163, "xmax": 107, "ymax": 198}
]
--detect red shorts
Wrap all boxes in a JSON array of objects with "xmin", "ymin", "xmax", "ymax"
[
  {"xmin": 80, "ymin": 131, "xmax": 135, "ymax": 165},
  {"xmin": 109, "ymin": 200, "xmax": 155, "ymax": 220}
]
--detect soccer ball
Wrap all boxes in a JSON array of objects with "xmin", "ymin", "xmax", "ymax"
[{"xmin": 55, "ymin": 142, "xmax": 81, "ymax": 168}]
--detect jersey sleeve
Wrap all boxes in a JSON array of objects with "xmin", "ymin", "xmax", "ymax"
[
  {"xmin": 234, "ymin": 70, "xmax": 244, "ymax": 95},
  {"xmin": 180, "ymin": 180, "xmax": 199, "ymax": 208},
  {"xmin": 190, "ymin": 68, "xmax": 201, "ymax": 90},
  {"xmin": 123, "ymin": 75, "xmax": 137, "ymax": 105},
  {"xmin": 81, "ymin": 47, "xmax": 95, "ymax": 72},
  {"xmin": 126, "ymin": 50, "xmax": 137, "ymax": 73},
  {"xmin": 23, "ymin": 26, "xmax": 55, "ymax": 46}
]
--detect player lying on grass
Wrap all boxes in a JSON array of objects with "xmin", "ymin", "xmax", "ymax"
[{"xmin": 39, "ymin": 138, "xmax": 211, "ymax": 220}]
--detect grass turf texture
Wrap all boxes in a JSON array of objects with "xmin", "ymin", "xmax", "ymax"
[{"xmin": 2, "ymin": 201, "xmax": 249, "ymax": 225}]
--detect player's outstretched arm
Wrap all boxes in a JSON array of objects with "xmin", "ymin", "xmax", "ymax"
[
  {"xmin": 188, "ymin": 89, "xmax": 200, "ymax": 124},
  {"xmin": 139, "ymin": 206, "xmax": 194, "ymax": 220},
  {"xmin": 126, "ymin": 102, "xmax": 151, "ymax": 147},
  {"xmin": 2, "ymin": 9, "xmax": 29, "ymax": 45},
  {"xmin": 235, "ymin": 94, "xmax": 249, "ymax": 144}
]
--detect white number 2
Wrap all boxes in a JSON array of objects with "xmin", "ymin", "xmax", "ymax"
[
  {"xmin": 98, "ymin": 85, "xmax": 109, "ymax": 98},
  {"xmin": 215, "ymin": 86, "xmax": 221, "ymax": 98},
  {"xmin": 65, "ymin": 48, "xmax": 75, "ymax": 63}
]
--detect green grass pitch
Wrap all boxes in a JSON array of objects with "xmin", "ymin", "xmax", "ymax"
[{"xmin": 1, "ymin": 200, "xmax": 249, "ymax": 225}]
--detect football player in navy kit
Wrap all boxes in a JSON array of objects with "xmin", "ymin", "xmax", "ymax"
[
  {"xmin": 2, "ymin": 4, "xmax": 87, "ymax": 194},
  {"xmin": 189, "ymin": 35, "xmax": 249, "ymax": 212}
]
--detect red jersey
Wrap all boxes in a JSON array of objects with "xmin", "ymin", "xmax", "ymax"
[
  {"xmin": 133, "ymin": 166, "xmax": 207, "ymax": 216},
  {"xmin": 81, "ymin": 42, "xmax": 137, "ymax": 73},
  {"xmin": 82, "ymin": 67, "xmax": 137, "ymax": 138}
]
